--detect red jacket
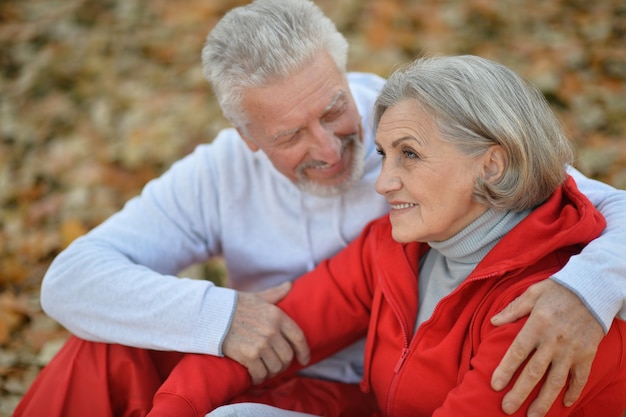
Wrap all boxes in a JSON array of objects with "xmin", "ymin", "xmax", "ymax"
[{"xmin": 149, "ymin": 177, "xmax": 626, "ymax": 416}]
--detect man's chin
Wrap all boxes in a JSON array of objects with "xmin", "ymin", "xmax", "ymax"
[
  {"xmin": 297, "ymin": 176, "xmax": 352, "ymax": 197},
  {"xmin": 298, "ymin": 157, "xmax": 364, "ymax": 197},
  {"xmin": 295, "ymin": 136, "xmax": 365, "ymax": 197}
]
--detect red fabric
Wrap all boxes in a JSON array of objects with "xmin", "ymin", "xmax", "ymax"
[
  {"xmin": 228, "ymin": 375, "xmax": 378, "ymax": 416},
  {"xmin": 14, "ymin": 336, "xmax": 376, "ymax": 417},
  {"xmin": 148, "ymin": 177, "xmax": 626, "ymax": 416},
  {"xmin": 147, "ymin": 353, "xmax": 379, "ymax": 417},
  {"xmin": 14, "ymin": 337, "xmax": 183, "ymax": 417}
]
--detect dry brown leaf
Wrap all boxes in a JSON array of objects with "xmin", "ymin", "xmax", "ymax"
[
  {"xmin": 0, "ymin": 292, "xmax": 29, "ymax": 345},
  {"xmin": 60, "ymin": 218, "xmax": 88, "ymax": 248},
  {"xmin": 0, "ymin": 259, "xmax": 28, "ymax": 285}
]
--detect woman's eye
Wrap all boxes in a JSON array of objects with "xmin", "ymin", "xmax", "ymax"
[
  {"xmin": 403, "ymin": 148, "xmax": 419, "ymax": 159},
  {"xmin": 375, "ymin": 147, "xmax": 386, "ymax": 158}
]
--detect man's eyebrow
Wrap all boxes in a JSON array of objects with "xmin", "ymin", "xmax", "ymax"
[
  {"xmin": 323, "ymin": 90, "xmax": 346, "ymax": 114},
  {"xmin": 270, "ymin": 90, "xmax": 347, "ymax": 143},
  {"xmin": 270, "ymin": 127, "xmax": 300, "ymax": 142}
]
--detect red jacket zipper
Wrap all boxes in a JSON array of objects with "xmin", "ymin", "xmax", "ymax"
[
  {"xmin": 383, "ymin": 272, "xmax": 498, "ymax": 416},
  {"xmin": 385, "ymin": 303, "xmax": 411, "ymax": 416}
]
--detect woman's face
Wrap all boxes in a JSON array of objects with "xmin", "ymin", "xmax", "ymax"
[{"xmin": 374, "ymin": 99, "xmax": 491, "ymax": 243}]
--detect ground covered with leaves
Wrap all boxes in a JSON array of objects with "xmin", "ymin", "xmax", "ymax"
[{"xmin": 1, "ymin": 0, "xmax": 625, "ymax": 414}]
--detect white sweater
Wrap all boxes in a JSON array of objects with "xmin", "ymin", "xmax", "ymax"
[{"xmin": 41, "ymin": 72, "xmax": 626, "ymax": 384}]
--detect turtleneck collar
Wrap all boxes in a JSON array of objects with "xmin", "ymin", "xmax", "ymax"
[
  {"xmin": 416, "ymin": 208, "xmax": 531, "ymax": 328},
  {"xmin": 428, "ymin": 208, "xmax": 531, "ymax": 265}
]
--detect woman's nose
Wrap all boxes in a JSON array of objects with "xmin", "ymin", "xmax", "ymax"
[{"xmin": 375, "ymin": 166, "xmax": 402, "ymax": 195}]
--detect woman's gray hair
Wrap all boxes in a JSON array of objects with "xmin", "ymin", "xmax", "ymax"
[
  {"xmin": 202, "ymin": 0, "xmax": 348, "ymax": 127},
  {"xmin": 374, "ymin": 55, "xmax": 574, "ymax": 211}
]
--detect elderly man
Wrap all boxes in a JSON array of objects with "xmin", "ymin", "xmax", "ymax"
[{"xmin": 15, "ymin": 1, "xmax": 626, "ymax": 417}]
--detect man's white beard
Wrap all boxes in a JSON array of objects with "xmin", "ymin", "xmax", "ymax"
[{"xmin": 295, "ymin": 134, "xmax": 365, "ymax": 198}]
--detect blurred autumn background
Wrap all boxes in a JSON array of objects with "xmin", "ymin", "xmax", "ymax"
[{"xmin": 1, "ymin": 0, "xmax": 625, "ymax": 414}]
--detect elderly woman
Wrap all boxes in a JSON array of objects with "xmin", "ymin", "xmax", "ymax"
[{"xmin": 147, "ymin": 56, "xmax": 626, "ymax": 417}]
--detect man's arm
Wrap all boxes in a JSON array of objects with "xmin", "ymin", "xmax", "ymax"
[
  {"xmin": 490, "ymin": 167, "xmax": 626, "ymax": 417},
  {"xmin": 41, "ymin": 146, "xmax": 233, "ymax": 354}
]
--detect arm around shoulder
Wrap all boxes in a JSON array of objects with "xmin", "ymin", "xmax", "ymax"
[{"xmin": 555, "ymin": 166, "xmax": 626, "ymax": 329}]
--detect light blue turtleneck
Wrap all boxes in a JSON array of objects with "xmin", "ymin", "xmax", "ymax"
[{"xmin": 417, "ymin": 208, "xmax": 531, "ymax": 328}]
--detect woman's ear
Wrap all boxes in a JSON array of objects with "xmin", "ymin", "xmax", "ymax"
[{"xmin": 482, "ymin": 145, "xmax": 506, "ymax": 183}]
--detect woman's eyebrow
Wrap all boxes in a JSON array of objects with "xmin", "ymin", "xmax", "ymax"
[{"xmin": 391, "ymin": 135, "xmax": 425, "ymax": 148}]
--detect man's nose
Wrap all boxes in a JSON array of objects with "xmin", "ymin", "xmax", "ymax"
[{"xmin": 307, "ymin": 122, "xmax": 342, "ymax": 163}]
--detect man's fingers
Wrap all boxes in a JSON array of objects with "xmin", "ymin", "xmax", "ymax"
[
  {"xmin": 267, "ymin": 331, "xmax": 295, "ymax": 370},
  {"xmin": 526, "ymin": 361, "xmax": 570, "ymax": 417},
  {"xmin": 236, "ymin": 338, "xmax": 286, "ymax": 384},
  {"xmin": 501, "ymin": 347, "xmax": 554, "ymax": 415},
  {"xmin": 258, "ymin": 281, "xmax": 292, "ymax": 304},
  {"xmin": 281, "ymin": 316, "xmax": 310, "ymax": 366},
  {"xmin": 223, "ymin": 288, "xmax": 310, "ymax": 385},
  {"xmin": 492, "ymin": 336, "xmax": 535, "ymax": 391},
  {"xmin": 491, "ymin": 283, "xmax": 543, "ymax": 326},
  {"xmin": 242, "ymin": 323, "xmax": 307, "ymax": 384},
  {"xmin": 245, "ymin": 358, "xmax": 268, "ymax": 385},
  {"xmin": 493, "ymin": 280, "xmax": 605, "ymax": 415},
  {"xmin": 244, "ymin": 324, "xmax": 307, "ymax": 382},
  {"xmin": 563, "ymin": 363, "xmax": 592, "ymax": 406},
  {"xmin": 258, "ymin": 345, "xmax": 287, "ymax": 376}
]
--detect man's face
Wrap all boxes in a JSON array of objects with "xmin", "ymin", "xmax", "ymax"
[{"xmin": 237, "ymin": 53, "xmax": 364, "ymax": 196}]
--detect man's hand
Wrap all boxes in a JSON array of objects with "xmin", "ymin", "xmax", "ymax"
[
  {"xmin": 222, "ymin": 281, "xmax": 310, "ymax": 385},
  {"xmin": 490, "ymin": 279, "xmax": 604, "ymax": 417}
]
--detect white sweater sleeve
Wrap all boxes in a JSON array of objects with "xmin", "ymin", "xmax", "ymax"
[
  {"xmin": 550, "ymin": 166, "xmax": 626, "ymax": 332},
  {"xmin": 41, "ymin": 146, "xmax": 237, "ymax": 355}
]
